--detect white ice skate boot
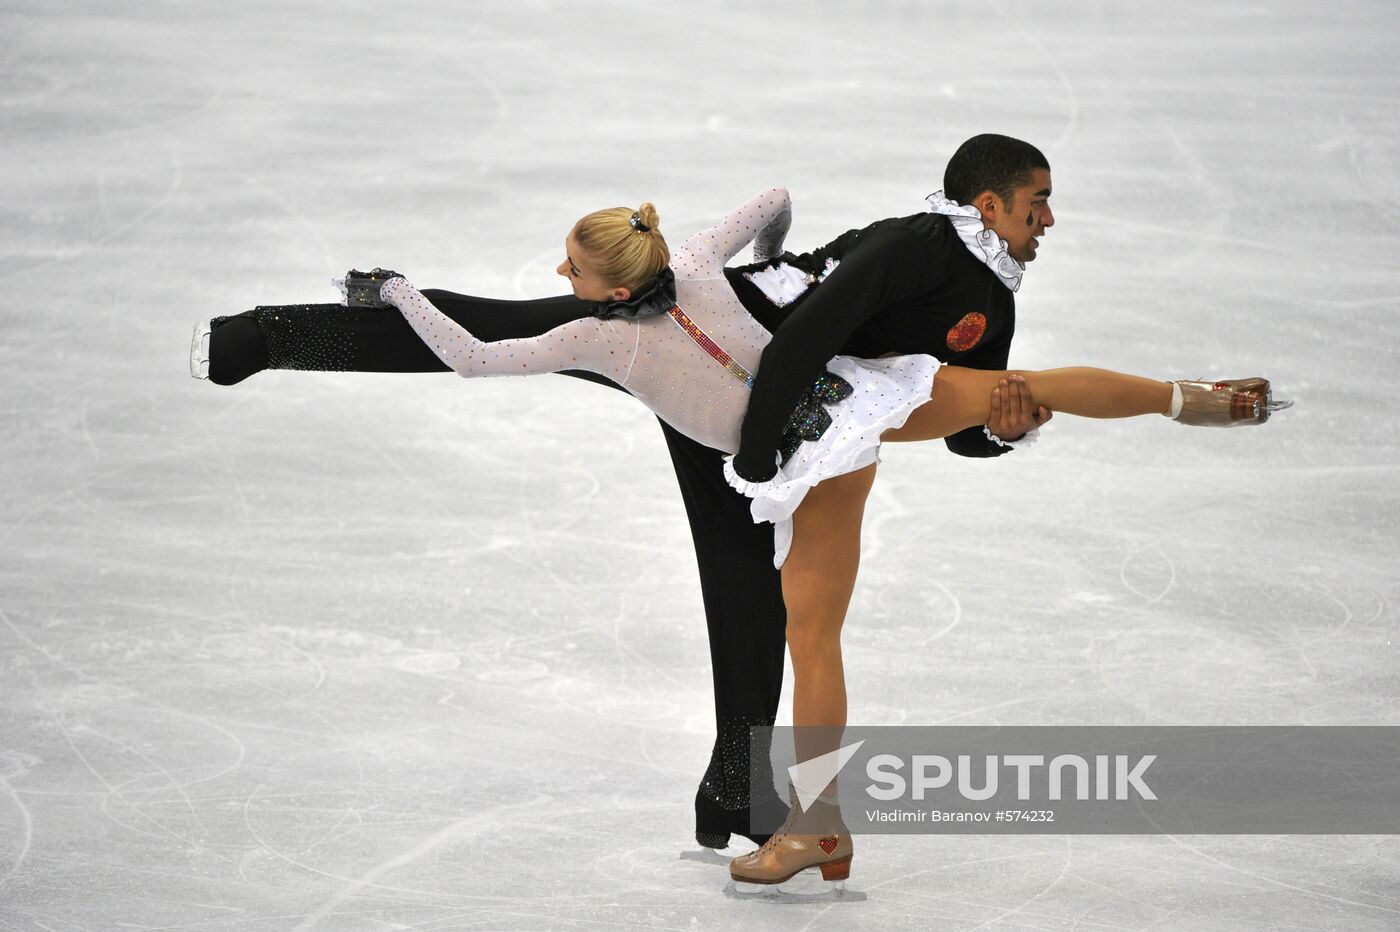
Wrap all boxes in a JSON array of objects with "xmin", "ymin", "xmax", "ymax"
[{"xmin": 1173, "ymin": 377, "xmax": 1292, "ymax": 427}]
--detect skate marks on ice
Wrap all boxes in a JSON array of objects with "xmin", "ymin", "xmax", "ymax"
[{"xmin": 0, "ymin": 760, "xmax": 35, "ymax": 885}]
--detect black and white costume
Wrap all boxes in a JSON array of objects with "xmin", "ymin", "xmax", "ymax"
[
  {"xmin": 382, "ymin": 189, "xmax": 947, "ymax": 568},
  {"xmin": 728, "ymin": 191, "xmax": 1034, "ymax": 483},
  {"xmin": 202, "ymin": 189, "xmax": 1036, "ymax": 848}
]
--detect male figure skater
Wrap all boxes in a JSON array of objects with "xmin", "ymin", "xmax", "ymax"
[{"xmin": 195, "ymin": 133, "xmax": 1055, "ymax": 849}]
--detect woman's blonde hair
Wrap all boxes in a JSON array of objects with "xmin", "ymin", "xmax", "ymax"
[{"xmin": 573, "ymin": 202, "xmax": 670, "ymax": 293}]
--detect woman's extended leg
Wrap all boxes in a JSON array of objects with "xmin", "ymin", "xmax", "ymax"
[{"xmin": 883, "ymin": 367, "xmax": 1173, "ymax": 443}]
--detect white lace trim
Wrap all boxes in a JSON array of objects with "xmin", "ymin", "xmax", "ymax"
[
  {"xmin": 723, "ymin": 354, "xmax": 939, "ymax": 568},
  {"xmin": 925, "ymin": 191, "xmax": 1024, "ymax": 293},
  {"xmin": 983, "ymin": 423, "xmax": 1040, "ymax": 450},
  {"xmin": 722, "ymin": 453, "xmax": 786, "ymax": 497}
]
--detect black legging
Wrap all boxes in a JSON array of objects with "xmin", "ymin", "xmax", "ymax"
[{"xmin": 208, "ymin": 290, "xmax": 788, "ymax": 846}]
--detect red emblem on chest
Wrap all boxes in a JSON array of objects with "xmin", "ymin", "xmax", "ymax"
[{"xmin": 946, "ymin": 312, "xmax": 987, "ymax": 353}]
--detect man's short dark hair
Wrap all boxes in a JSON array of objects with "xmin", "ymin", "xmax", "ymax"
[{"xmin": 943, "ymin": 134, "xmax": 1050, "ymax": 207}]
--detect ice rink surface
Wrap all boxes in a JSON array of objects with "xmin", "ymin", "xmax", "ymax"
[{"xmin": 3, "ymin": 0, "xmax": 1399, "ymax": 928}]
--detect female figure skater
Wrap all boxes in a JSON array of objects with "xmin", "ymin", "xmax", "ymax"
[{"xmin": 350, "ymin": 187, "xmax": 1287, "ymax": 887}]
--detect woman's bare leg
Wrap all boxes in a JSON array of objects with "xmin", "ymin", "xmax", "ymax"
[
  {"xmin": 729, "ymin": 465, "xmax": 875, "ymax": 883},
  {"xmin": 780, "ymin": 463, "xmax": 878, "ymax": 787},
  {"xmin": 883, "ymin": 367, "xmax": 1173, "ymax": 443}
]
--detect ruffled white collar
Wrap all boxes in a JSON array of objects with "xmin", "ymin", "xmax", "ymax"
[{"xmin": 924, "ymin": 191, "xmax": 1024, "ymax": 293}]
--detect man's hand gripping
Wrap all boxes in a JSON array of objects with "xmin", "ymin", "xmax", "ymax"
[{"xmin": 987, "ymin": 374, "xmax": 1052, "ymax": 442}]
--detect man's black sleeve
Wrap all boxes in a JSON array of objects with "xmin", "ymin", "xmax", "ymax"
[
  {"xmin": 942, "ymin": 312, "xmax": 1016, "ymax": 458},
  {"xmin": 732, "ymin": 225, "xmax": 935, "ymax": 482}
]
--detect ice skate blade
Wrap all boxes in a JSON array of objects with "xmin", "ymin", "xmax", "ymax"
[
  {"xmin": 731, "ymin": 869, "xmax": 849, "ymax": 897},
  {"xmin": 680, "ymin": 841, "xmax": 755, "ymax": 866},
  {"xmin": 1254, "ymin": 384, "xmax": 1293, "ymax": 423},
  {"xmin": 189, "ymin": 320, "xmax": 211, "ymax": 380}
]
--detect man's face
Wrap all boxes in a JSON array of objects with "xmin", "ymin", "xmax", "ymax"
[{"xmin": 978, "ymin": 168, "xmax": 1054, "ymax": 263}]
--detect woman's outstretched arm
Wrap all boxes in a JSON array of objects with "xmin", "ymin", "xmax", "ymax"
[
  {"xmin": 882, "ymin": 367, "xmax": 1172, "ymax": 443},
  {"xmin": 382, "ymin": 277, "xmax": 635, "ymax": 383}
]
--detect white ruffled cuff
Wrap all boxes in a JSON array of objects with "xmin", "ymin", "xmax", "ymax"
[
  {"xmin": 723, "ymin": 453, "xmax": 787, "ymax": 498},
  {"xmin": 984, "ymin": 423, "xmax": 1040, "ymax": 451}
]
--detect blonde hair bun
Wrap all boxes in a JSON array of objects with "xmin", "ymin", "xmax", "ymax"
[{"xmin": 574, "ymin": 202, "xmax": 671, "ymax": 293}]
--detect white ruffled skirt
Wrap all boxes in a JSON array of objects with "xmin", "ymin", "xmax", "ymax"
[{"xmin": 723, "ymin": 353, "xmax": 940, "ymax": 568}]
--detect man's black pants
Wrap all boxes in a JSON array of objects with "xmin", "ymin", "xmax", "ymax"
[{"xmin": 208, "ymin": 289, "xmax": 787, "ymax": 845}]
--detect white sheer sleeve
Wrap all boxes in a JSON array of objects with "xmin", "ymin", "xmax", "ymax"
[
  {"xmin": 382, "ymin": 277, "xmax": 637, "ymax": 383},
  {"xmin": 672, "ymin": 188, "xmax": 791, "ymax": 279}
]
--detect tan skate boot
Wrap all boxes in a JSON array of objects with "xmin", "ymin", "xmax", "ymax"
[
  {"xmin": 1174, "ymin": 377, "xmax": 1292, "ymax": 427},
  {"xmin": 729, "ymin": 793, "xmax": 852, "ymax": 888}
]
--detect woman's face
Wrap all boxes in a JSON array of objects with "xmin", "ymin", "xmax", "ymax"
[{"xmin": 556, "ymin": 231, "xmax": 630, "ymax": 303}]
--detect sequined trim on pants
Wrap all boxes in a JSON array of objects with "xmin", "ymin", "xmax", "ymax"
[
  {"xmin": 701, "ymin": 715, "xmax": 782, "ymax": 810},
  {"xmin": 253, "ymin": 303, "xmax": 357, "ymax": 372},
  {"xmin": 778, "ymin": 371, "xmax": 854, "ymax": 465}
]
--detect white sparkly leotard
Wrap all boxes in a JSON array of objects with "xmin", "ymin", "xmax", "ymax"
[
  {"xmin": 384, "ymin": 189, "xmax": 940, "ymax": 567},
  {"xmin": 384, "ymin": 189, "xmax": 792, "ymax": 455}
]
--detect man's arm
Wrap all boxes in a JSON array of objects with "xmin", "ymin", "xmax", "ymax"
[
  {"xmin": 732, "ymin": 225, "xmax": 936, "ymax": 481},
  {"xmin": 962, "ymin": 377, "xmax": 1052, "ymax": 454}
]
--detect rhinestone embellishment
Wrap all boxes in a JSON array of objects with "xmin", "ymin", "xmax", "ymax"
[{"xmin": 946, "ymin": 311, "xmax": 987, "ymax": 352}]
